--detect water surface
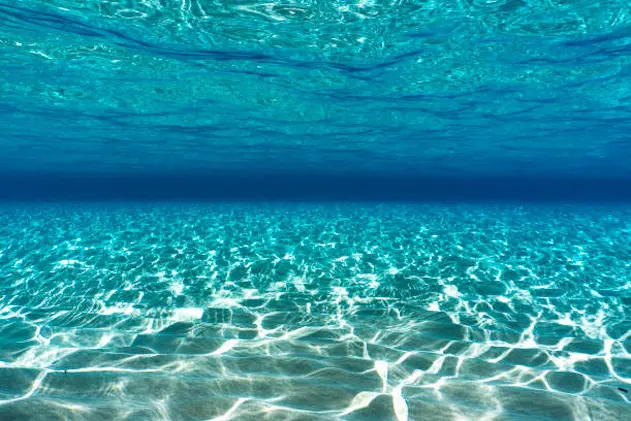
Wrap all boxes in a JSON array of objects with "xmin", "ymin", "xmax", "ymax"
[{"xmin": 1, "ymin": 1, "xmax": 631, "ymax": 176}]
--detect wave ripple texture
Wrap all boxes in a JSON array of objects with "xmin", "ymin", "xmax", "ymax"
[
  {"xmin": 1, "ymin": 1, "xmax": 631, "ymax": 176},
  {"xmin": 0, "ymin": 204, "xmax": 630, "ymax": 420}
]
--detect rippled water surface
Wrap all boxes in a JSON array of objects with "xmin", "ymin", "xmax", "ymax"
[
  {"xmin": 2, "ymin": 1, "xmax": 631, "ymax": 175},
  {"xmin": 0, "ymin": 203, "xmax": 630, "ymax": 420}
]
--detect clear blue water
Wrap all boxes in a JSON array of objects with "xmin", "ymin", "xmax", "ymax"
[
  {"xmin": 1, "ymin": 0, "xmax": 631, "ymax": 177},
  {"xmin": 0, "ymin": 204, "xmax": 630, "ymax": 420},
  {"xmin": 2, "ymin": 1, "xmax": 631, "ymax": 420}
]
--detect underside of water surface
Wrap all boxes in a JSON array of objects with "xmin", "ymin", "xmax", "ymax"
[{"xmin": 1, "ymin": 0, "xmax": 631, "ymax": 178}]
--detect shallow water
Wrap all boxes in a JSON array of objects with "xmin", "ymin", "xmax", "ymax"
[
  {"xmin": 1, "ymin": 1, "xmax": 631, "ymax": 176},
  {"xmin": 0, "ymin": 203, "xmax": 630, "ymax": 420},
  {"xmin": 2, "ymin": 1, "xmax": 631, "ymax": 419}
]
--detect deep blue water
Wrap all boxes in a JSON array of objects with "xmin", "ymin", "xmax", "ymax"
[{"xmin": 1, "ymin": 1, "xmax": 631, "ymax": 421}]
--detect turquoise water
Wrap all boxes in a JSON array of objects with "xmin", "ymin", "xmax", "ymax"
[
  {"xmin": 0, "ymin": 204, "xmax": 630, "ymax": 420},
  {"xmin": 2, "ymin": 1, "xmax": 631, "ymax": 420},
  {"xmin": 1, "ymin": 1, "xmax": 631, "ymax": 176}
]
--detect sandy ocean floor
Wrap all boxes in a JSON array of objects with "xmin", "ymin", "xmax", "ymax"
[{"xmin": 0, "ymin": 203, "xmax": 630, "ymax": 420}]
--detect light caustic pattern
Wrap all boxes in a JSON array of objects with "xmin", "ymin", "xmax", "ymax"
[{"xmin": 0, "ymin": 204, "xmax": 630, "ymax": 420}]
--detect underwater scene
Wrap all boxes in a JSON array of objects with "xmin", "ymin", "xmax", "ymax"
[
  {"xmin": 1, "ymin": 1, "xmax": 631, "ymax": 421},
  {"xmin": 2, "ymin": 0, "xmax": 631, "ymax": 176},
  {"xmin": 1, "ymin": 204, "xmax": 630, "ymax": 420}
]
